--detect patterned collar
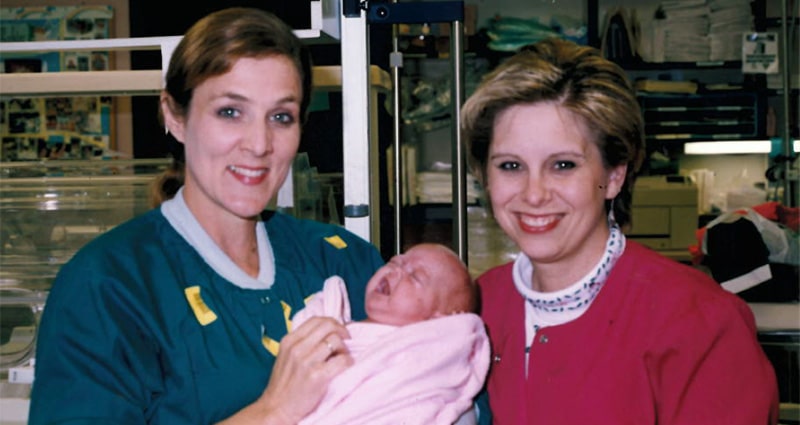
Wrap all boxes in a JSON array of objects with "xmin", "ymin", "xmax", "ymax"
[{"xmin": 513, "ymin": 223, "xmax": 626, "ymax": 318}]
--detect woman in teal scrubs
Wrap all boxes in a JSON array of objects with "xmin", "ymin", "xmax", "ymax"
[{"xmin": 29, "ymin": 7, "xmax": 384, "ymax": 424}]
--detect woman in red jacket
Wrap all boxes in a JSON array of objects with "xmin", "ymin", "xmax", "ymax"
[{"xmin": 461, "ymin": 37, "xmax": 779, "ymax": 425}]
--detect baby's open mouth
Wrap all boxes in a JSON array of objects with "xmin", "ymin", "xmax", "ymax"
[{"xmin": 377, "ymin": 278, "xmax": 391, "ymax": 295}]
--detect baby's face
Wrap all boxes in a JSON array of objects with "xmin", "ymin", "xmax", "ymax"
[{"xmin": 364, "ymin": 244, "xmax": 464, "ymax": 326}]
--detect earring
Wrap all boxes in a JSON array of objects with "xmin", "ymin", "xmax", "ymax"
[
  {"xmin": 607, "ymin": 197, "xmax": 618, "ymax": 225},
  {"xmin": 165, "ymin": 126, "xmax": 170, "ymax": 135}
]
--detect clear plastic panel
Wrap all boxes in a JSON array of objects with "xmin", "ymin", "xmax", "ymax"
[
  {"xmin": 0, "ymin": 159, "xmax": 168, "ymax": 371},
  {"xmin": 0, "ymin": 159, "xmax": 168, "ymax": 292}
]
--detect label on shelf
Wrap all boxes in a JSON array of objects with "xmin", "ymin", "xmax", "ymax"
[{"xmin": 742, "ymin": 32, "xmax": 779, "ymax": 74}]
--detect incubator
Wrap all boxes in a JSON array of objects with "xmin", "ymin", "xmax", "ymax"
[{"xmin": 0, "ymin": 159, "xmax": 168, "ymax": 422}]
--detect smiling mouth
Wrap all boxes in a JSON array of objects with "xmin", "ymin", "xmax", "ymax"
[
  {"xmin": 518, "ymin": 213, "xmax": 560, "ymax": 233},
  {"xmin": 519, "ymin": 214, "xmax": 558, "ymax": 227},
  {"xmin": 227, "ymin": 165, "xmax": 267, "ymax": 177}
]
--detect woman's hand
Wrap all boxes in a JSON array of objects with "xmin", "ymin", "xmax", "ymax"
[
  {"xmin": 259, "ymin": 316, "xmax": 353, "ymax": 424},
  {"xmin": 216, "ymin": 317, "xmax": 352, "ymax": 425}
]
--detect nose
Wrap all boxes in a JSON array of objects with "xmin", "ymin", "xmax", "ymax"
[
  {"xmin": 385, "ymin": 260, "xmax": 402, "ymax": 276},
  {"xmin": 384, "ymin": 258, "xmax": 406, "ymax": 279},
  {"xmin": 522, "ymin": 174, "xmax": 550, "ymax": 206},
  {"xmin": 241, "ymin": 121, "xmax": 274, "ymax": 156}
]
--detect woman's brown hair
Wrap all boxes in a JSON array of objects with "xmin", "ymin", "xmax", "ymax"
[{"xmin": 150, "ymin": 7, "xmax": 313, "ymax": 207}]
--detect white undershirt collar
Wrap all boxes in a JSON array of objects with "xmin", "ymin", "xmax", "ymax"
[
  {"xmin": 161, "ymin": 187, "xmax": 276, "ymax": 289},
  {"xmin": 513, "ymin": 223, "xmax": 625, "ymax": 374}
]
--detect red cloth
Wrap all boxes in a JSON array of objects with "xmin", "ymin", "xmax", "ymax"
[
  {"xmin": 749, "ymin": 201, "xmax": 799, "ymax": 231},
  {"xmin": 479, "ymin": 241, "xmax": 779, "ymax": 425},
  {"xmin": 690, "ymin": 201, "xmax": 800, "ymax": 265},
  {"xmin": 775, "ymin": 203, "xmax": 800, "ymax": 232}
]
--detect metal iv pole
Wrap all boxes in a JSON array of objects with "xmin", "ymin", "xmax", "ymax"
[
  {"xmin": 348, "ymin": 0, "xmax": 468, "ymax": 260},
  {"xmin": 778, "ymin": 0, "xmax": 797, "ymax": 206}
]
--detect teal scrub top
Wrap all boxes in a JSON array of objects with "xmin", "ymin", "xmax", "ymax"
[{"xmin": 29, "ymin": 209, "xmax": 384, "ymax": 424}]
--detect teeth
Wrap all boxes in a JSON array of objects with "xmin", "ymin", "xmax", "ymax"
[
  {"xmin": 227, "ymin": 165, "xmax": 266, "ymax": 177},
  {"xmin": 520, "ymin": 215, "xmax": 556, "ymax": 227}
]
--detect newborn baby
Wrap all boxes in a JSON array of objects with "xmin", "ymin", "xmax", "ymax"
[{"xmin": 293, "ymin": 243, "xmax": 490, "ymax": 425}]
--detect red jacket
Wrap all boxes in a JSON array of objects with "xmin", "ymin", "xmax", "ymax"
[{"xmin": 479, "ymin": 241, "xmax": 779, "ymax": 425}]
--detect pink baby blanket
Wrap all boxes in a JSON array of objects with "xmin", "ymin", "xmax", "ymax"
[{"xmin": 292, "ymin": 276, "xmax": 490, "ymax": 425}]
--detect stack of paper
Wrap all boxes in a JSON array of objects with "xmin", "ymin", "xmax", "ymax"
[
  {"xmin": 660, "ymin": 0, "xmax": 708, "ymax": 17},
  {"xmin": 415, "ymin": 171, "xmax": 482, "ymax": 204},
  {"xmin": 708, "ymin": 0, "xmax": 753, "ymax": 61},
  {"xmin": 386, "ymin": 144, "xmax": 418, "ymax": 206},
  {"xmin": 658, "ymin": 0, "xmax": 711, "ymax": 62}
]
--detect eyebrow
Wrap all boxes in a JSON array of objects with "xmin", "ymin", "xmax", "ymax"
[
  {"xmin": 489, "ymin": 150, "xmax": 586, "ymax": 161},
  {"xmin": 208, "ymin": 91, "xmax": 248, "ymax": 103},
  {"xmin": 216, "ymin": 91, "xmax": 300, "ymax": 107}
]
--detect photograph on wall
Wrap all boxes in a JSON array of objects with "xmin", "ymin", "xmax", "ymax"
[
  {"xmin": 0, "ymin": 5, "xmax": 114, "ymax": 161},
  {"xmin": 7, "ymin": 98, "xmax": 40, "ymax": 134},
  {"xmin": 4, "ymin": 58, "xmax": 43, "ymax": 73}
]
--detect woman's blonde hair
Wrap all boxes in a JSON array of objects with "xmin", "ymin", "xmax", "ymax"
[{"xmin": 461, "ymin": 37, "xmax": 645, "ymax": 228}]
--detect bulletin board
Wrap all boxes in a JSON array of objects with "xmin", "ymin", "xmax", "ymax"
[{"xmin": 0, "ymin": 0, "xmax": 133, "ymax": 160}]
